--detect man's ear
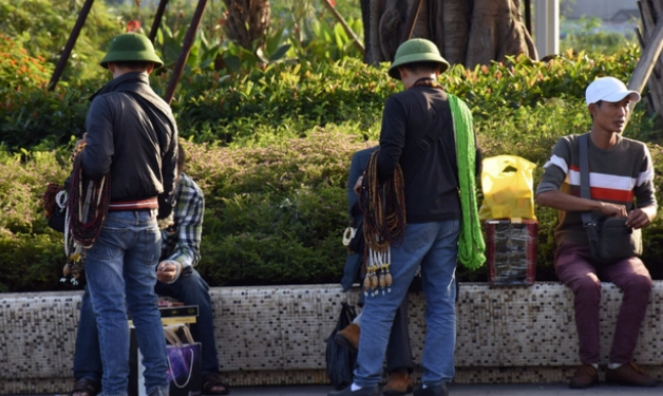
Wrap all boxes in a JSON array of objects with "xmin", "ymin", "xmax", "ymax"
[
  {"xmin": 398, "ymin": 66, "xmax": 408, "ymax": 80},
  {"xmin": 146, "ymin": 62, "xmax": 155, "ymax": 75},
  {"xmin": 588, "ymin": 103, "xmax": 597, "ymax": 118},
  {"xmin": 108, "ymin": 63, "xmax": 115, "ymax": 74}
]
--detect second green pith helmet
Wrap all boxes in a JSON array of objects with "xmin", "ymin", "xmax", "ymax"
[
  {"xmin": 388, "ymin": 38, "xmax": 450, "ymax": 80},
  {"xmin": 100, "ymin": 33, "xmax": 164, "ymax": 69}
]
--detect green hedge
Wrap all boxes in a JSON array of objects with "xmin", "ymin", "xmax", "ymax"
[
  {"xmin": 2, "ymin": 45, "xmax": 663, "ymax": 292},
  {"xmin": 1, "ymin": 45, "xmax": 646, "ymax": 150},
  {"xmin": 3, "ymin": 131, "xmax": 663, "ymax": 293}
]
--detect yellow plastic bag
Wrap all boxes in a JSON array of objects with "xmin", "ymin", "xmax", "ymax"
[{"xmin": 479, "ymin": 155, "xmax": 537, "ymax": 221}]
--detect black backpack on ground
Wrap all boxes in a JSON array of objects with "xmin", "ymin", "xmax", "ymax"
[{"xmin": 325, "ymin": 302, "xmax": 358, "ymax": 390}]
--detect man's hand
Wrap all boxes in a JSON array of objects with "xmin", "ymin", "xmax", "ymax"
[
  {"xmin": 353, "ymin": 175, "xmax": 363, "ymax": 196},
  {"xmin": 598, "ymin": 202, "xmax": 627, "ymax": 218},
  {"xmin": 75, "ymin": 132, "xmax": 87, "ymax": 150},
  {"xmin": 626, "ymin": 207, "xmax": 656, "ymax": 229},
  {"xmin": 156, "ymin": 260, "xmax": 182, "ymax": 283}
]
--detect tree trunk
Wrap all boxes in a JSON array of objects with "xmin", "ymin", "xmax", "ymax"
[
  {"xmin": 222, "ymin": 0, "xmax": 271, "ymax": 50},
  {"xmin": 466, "ymin": 0, "xmax": 536, "ymax": 67},
  {"xmin": 363, "ymin": 0, "xmax": 537, "ymax": 68},
  {"xmin": 369, "ymin": 0, "xmax": 387, "ymax": 64},
  {"xmin": 378, "ymin": 0, "xmax": 408, "ymax": 62}
]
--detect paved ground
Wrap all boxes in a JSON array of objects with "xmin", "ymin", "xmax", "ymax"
[
  {"xmin": 33, "ymin": 383, "xmax": 663, "ymax": 396},
  {"xmin": 227, "ymin": 383, "xmax": 662, "ymax": 395}
]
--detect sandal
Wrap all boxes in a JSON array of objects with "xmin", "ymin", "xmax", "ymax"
[
  {"xmin": 202, "ymin": 372, "xmax": 230, "ymax": 395},
  {"xmin": 70, "ymin": 377, "xmax": 101, "ymax": 396}
]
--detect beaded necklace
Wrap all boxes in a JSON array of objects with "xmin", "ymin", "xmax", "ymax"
[{"xmin": 410, "ymin": 77, "xmax": 442, "ymax": 90}]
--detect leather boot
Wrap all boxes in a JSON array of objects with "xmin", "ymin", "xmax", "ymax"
[
  {"xmin": 383, "ymin": 371, "xmax": 414, "ymax": 396},
  {"xmin": 569, "ymin": 364, "xmax": 599, "ymax": 389},
  {"xmin": 606, "ymin": 361, "xmax": 657, "ymax": 387},
  {"xmin": 334, "ymin": 323, "xmax": 360, "ymax": 352}
]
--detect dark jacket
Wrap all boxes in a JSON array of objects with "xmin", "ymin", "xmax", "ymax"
[
  {"xmin": 377, "ymin": 86, "xmax": 481, "ymax": 223},
  {"xmin": 340, "ymin": 146, "xmax": 377, "ymax": 292},
  {"xmin": 83, "ymin": 72, "xmax": 178, "ymax": 219}
]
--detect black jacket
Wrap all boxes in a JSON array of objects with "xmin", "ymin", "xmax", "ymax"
[
  {"xmin": 83, "ymin": 72, "xmax": 178, "ymax": 219},
  {"xmin": 377, "ymin": 86, "xmax": 481, "ymax": 223}
]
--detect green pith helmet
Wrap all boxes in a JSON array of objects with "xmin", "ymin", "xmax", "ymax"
[
  {"xmin": 388, "ymin": 38, "xmax": 450, "ymax": 79},
  {"xmin": 100, "ymin": 33, "xmax": 164, "ymax": 69}
]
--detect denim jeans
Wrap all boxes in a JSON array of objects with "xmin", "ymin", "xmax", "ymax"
[
  {"xmin": 353, "ymin": 220, "xmax": 459, "ymax": 388},
  {"xmin": 74, "ymin": 269, "xmax": 220, "ymax": 382},
  {"xmin": 84, "ymin": 209, "xmax": 169, "ymax": 396},
  {"xmin": 73, "ymin": 286, "xmax": 103, "ymax": 382}
]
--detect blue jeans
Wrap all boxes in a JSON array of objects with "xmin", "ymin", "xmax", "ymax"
[
  {"xmin": 74, "ymin": 270, "xmax": 220, "ymax": 381},
  {"xmin": 353, "ymin": 220, "xmax": 459, "ymax": 388},
  {"xmin": 84, "ymin": 210, "xmax": 169, "ymax": 396}
]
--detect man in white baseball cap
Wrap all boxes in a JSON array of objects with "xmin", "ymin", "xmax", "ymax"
[
  {"xmin": 535, "ymin": 76, "xmax": 657, "ymax": 389},
  {"xmin": 585, "ymin": 76, "xmax": 640, "ymax": 106}
]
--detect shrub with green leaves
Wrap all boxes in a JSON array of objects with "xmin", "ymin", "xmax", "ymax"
[
  {"xmin": 0, "ymin": 45, "xmax": 648, "ymax": 151},
  {"xmin": 2, "ymin": 44, "xmax": 663, "ymax": 291},
  {"xmin": 3, "ymin": 128, "xmax": 663, "ymax": 292},
  {"xmin": 181, "ymin": 136, "xmax": 373, "ymax": 285},
  {"xmin": 1, "ymin": 0, "xmax": 122, "ymax": 83},
  {"xmin": 0, "ymin": 148, "xmax": 72, "ymax": 292},
  {"xmin": 0, "ymin": 33, "xmax": 53, "ymax": 90}
]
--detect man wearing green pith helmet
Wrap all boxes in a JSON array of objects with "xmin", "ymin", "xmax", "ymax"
[
  {"xmin": 328, "ymin": 39, "xmax": 484, "ymax": 396},
  {"xmin": 77, "ymin": 33, "xmax": 178, "ymax": 396}
]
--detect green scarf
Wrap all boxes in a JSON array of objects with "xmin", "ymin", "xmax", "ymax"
[{"xmin": 449, "ymin": 94, "xmax": 486, "ymax": 269}]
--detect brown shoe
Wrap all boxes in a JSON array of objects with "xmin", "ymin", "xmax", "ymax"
[
  {"xmin": 569, "ymin": 364, "xmax": 598, "ymax": 389},
  {"xmin": 383, "ymin": 371, "xmax": 414, "ymax": 396},
  {"xmin": 334, "ymin": 323, "xmax": 360, "ymax": 352},
  {"xmin": 606, "ymin": 361, "xmax": 657, "ymax": 387}
]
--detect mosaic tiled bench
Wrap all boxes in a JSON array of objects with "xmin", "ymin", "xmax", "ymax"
[{"xmin": 2, "ymin": 282, "xmax": 663, "ymax": 394}]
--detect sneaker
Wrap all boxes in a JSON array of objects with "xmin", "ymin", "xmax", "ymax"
[
  {"xmin": 383, "ymin": 371, "xmax": 414, "ymax": 396},
  {"xmin": 328, "ymin": 384, "xmax": 379, "ymax": 396},
  {"xmin": 413, "ymin": 383, "xmax": 449, "ymax": 396},
  {"xmin": 569, "ymin": 364, "xmax": 599, "ymax": 389},
  {"xmin": 334, "ymin": 323, "xmax": 360, "ymax": 352},
  {"xmin": 606, "ymin": 361, "xmax": 657, "ymax": 387}
]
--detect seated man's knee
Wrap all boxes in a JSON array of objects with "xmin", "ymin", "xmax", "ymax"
[
  {"xmin": 179, "ymin": 269, "xmax": 208, "ymax": 289},
  {"xmin": 624, "ymin": 272, "xmax": 652, "ymax": 293},
  {"xmin": 574, "ymin": 273, "xmax": 601, "ymax": 290}
]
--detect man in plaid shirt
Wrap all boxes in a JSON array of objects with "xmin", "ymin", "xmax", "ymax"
[{"xmin": 71, "ymin": 146, "xmax": 229, "ymax": 396}]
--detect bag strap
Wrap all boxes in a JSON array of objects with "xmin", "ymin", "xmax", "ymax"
[
  {"xmin": 180, "ymin": 325, "xmax": 195, "ymax": 344},
  {"xmin": 164, "ymin": 326, "xmax": 182, "ymax": 346},
  {"xmin": 401, "ymin": 98, "xmax": 451, "ymax": 158},
  {"xmin": 167, "ymin": 347, "xmax": 195, "ymax": 389},
  {"xmin": 579, "ymin": 134, "xmax": 594, "ymax": 226}
]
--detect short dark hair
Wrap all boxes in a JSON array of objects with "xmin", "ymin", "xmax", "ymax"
[
  {"xmin": 109, "ymin": 61, "xmax": 153, "ymax": 71},
  {"xmin": 589, "ymin": 100, "xmax": 603, "ymax": 120},
  {"xmin": 401, "ymin": 61, "xmax": 441, "ymax": 75}
]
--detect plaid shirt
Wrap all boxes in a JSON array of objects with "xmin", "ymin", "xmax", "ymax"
[{"xmin": 161, "ymin": 173, "xmax": 204, "ymax": 270}]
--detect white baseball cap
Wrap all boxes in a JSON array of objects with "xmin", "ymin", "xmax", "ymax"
[{"xmin": 585, "ymin": 77, "xmax": 640, "ymax": 106}]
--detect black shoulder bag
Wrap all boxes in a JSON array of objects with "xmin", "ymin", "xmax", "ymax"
[{"xmin": 579, "ymin": 134, "xmax": 642, "ymax": 265}]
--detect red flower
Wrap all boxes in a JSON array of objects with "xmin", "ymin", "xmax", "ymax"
[
  {"xmin": 127, "ymin": 20, "xmax": 141, "ymax": 33},
  {"xmin": 330, "ymin": 0, "xmax": 336, "ymax": 6}
]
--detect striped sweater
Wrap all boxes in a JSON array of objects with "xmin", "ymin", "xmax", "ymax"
[{"xmin": 536, "ymin": 132, "xmax": 656, "ymax": 245}]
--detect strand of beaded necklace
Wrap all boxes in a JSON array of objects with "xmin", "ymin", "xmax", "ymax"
[
  {"xmin": 359, "ymin": 150, "xmax": 406, "ymax": 296},
  {"xmin": 63, "ymin": 153, "xmax": 111, "ymax": 285},
  {"xmin": 68, "ymin": 153, "xmax": 111, "ymax": 248}
]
